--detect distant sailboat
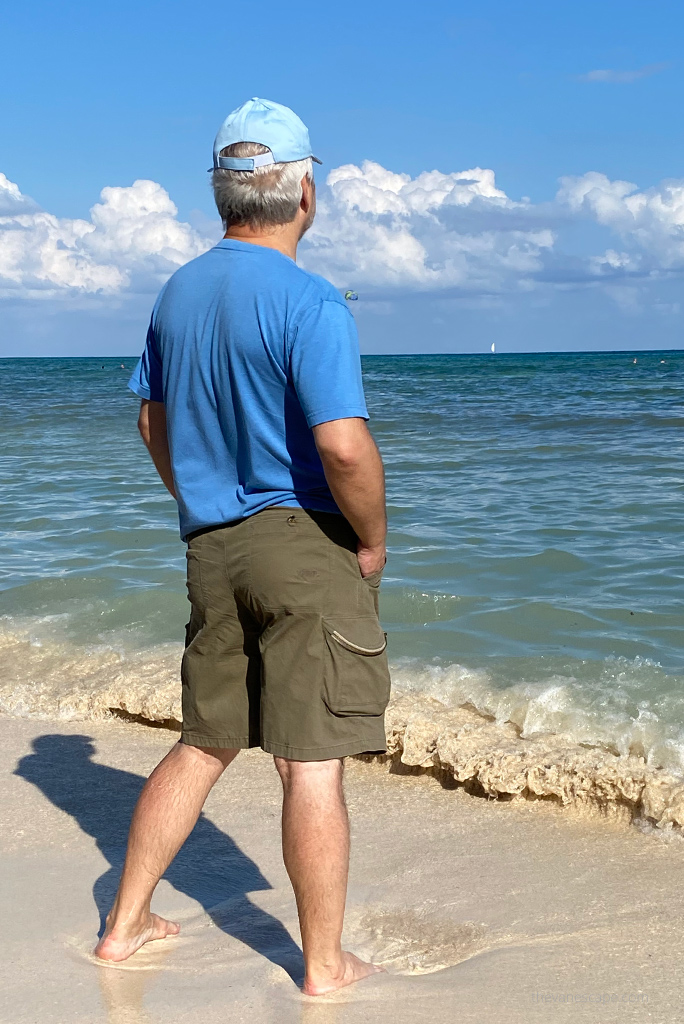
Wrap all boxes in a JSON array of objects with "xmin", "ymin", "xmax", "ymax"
[{"xmin": 490, "ymin": 343, "xmax": 496, "ymax": 354}]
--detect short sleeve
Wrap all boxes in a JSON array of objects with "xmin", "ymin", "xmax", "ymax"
[
  {"xmin": 289, "ymin": 300, "xmax": 369, "ymax": 428},
  {"xmin": 128, "ymin": 319, "xmax": 164, "ymax": 402}
]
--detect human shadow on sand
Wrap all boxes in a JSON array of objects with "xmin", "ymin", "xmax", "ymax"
[{"xmin": 15, "ymin": 734, "xmax": 304, "ymax": 985}]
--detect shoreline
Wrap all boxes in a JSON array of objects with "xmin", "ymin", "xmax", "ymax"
[
  {"xmin": 2, "ymin": 713, "xmax": 682, "ymax": 1022},
  {"xmin": 383, "ymin": 694, "xmax": 684, "ymax": 832},
  {"xmin": 3, "ymin": 615, "xmax": 684, "ymax": 830},
  {"xmin": 105, "ymin": 693, "xmax": 684, "ymax": 834}
]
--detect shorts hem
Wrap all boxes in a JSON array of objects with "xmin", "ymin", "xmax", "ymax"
[
  {"xmin": 181, "ymin": 732, "xmax": 258, "ymax": 749},
  {"xmin": 181, "ymin": 730, "xmax": 388, "ymax": 761},
  {"xmin": 261, "ymin": 737, "xmax": 388, "ymax": 761}
]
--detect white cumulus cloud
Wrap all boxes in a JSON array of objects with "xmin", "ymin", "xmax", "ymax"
[
  {"xmin": 558, "ymin": 171, "xmax": 684, "ymax": 270},
  {"xmin": 2, "ymin": 161, "xmax": 684, "ymax": 310},
  {"xmin": 302, "ymin": 160, "xmax": 554, "ymax": 293},
  {"xmin": 0, "ymin": 174, "xmax": 212, "ymax": 300}
]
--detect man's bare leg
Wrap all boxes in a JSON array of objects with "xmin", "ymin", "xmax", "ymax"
[
  {"xmin": 274, "ymin": 756, "xmax": 384, "ymax": 995},
  {"xmin": 95, "ymin": 741, "xmax": 238, "ymax": 962}
]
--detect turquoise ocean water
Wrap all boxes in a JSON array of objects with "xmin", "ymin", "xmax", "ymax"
[{"xmin": 1, "ymin": 353, "xmax": 683, "ymax": 770}]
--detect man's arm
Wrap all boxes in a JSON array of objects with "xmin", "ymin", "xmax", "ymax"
[
  {"xmin": 312, "ymin": 417, "xmax": 386, "ymax": 577},
  {"xmin": 137, "ymin": 399, "xmax": 176, "ymax": 499}
]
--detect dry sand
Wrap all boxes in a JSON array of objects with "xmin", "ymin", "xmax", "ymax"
[{"xmin": 1, "ymin": 714, "xmax": 681, "ymax": 1023}]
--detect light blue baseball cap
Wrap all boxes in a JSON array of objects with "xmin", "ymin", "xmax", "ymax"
[{"xmin": 212, "ymin": 97, "xmax": 322, "ymax": 171}]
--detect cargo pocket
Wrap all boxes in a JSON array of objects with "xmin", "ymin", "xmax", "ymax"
[{"xmin": 322, "ymin": 616, "xmax": 390, "ymax": 717}]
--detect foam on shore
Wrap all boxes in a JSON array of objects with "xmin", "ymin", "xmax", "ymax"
[
  {"xmin": 0, "ymin": 624, "xmax": 182, "ymax": 725},
  {"xmin": 383, "ymin": 694, "xmax": 684, "ymax": 832},
  {"xmin": 2, "ymin": 621, "xmax": 684, "ymax": 831}
]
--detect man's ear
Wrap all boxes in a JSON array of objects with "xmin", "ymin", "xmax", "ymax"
[{"xmin": 300, "ymin": 175, "xmax": 314, "ymax": 211}]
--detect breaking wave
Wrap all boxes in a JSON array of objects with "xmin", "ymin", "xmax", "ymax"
[{"xmin": 3, "ymin": 621, "xmax": 684, "ymax": 831}]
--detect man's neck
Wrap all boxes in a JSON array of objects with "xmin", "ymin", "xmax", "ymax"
[{"xmin": 223, "ymin": 224, "xmax": 300, "ymax": 262}]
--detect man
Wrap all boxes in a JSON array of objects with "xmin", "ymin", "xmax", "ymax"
[{"xmin": 95, "ymin": 97, "xmax": 390, "ymax": 996}]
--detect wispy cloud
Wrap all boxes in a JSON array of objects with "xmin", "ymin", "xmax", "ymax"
[{"xmin": 578, "ymin": 62, "xmax": 668, "ymax": 84}]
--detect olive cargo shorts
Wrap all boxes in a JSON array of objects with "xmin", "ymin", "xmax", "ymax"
[{"xmin": 181, "ymin": 506, "xmax": 391, "ymax": 760}]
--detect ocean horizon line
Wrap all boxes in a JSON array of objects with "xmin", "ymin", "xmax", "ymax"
[{"xmin": 1, "ymin": 347, "xmax": 682, "ymax": 362}]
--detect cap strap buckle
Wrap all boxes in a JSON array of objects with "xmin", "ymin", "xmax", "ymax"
[{"xmin": 215, "ymin": 152, "xmax": 275, "ymax": 171}]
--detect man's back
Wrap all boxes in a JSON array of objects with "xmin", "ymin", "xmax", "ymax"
[
  {"xmin": 129, "ymin": 238, "xmax": 368, "ymax": 539},
  {"xmin": 112, "ymin": 99, "xmax": 389, "ymax": 995}
]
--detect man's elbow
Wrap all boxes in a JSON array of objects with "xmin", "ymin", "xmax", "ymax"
[
  {"xmin": 137, "ymin": 414, "xmax": 151, "ymax": 447},
  {"xmin": 313, "ymin": 419, "xmax": 374, "ymax": 473},
  {"xmin": 318, "ymin": 444, "xmax": 363, "ymax": 472}
]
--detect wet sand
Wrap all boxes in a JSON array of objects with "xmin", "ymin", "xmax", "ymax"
[{"xmin": 1, "ymin": 714, "xmax": 681, "ymax": 1023}]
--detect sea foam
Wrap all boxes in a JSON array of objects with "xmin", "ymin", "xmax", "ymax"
[{"xmin": 2, "ymin": 622, "xmax": 684, "ymax": 831}]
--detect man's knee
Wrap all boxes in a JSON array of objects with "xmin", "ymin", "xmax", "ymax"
[
  {"xmin": 274, "ymin": 756, "xmax": 344, "ymax": 789},
  {"xmin": 178, "ymin": 740, "xmax": 239, "ymax": 772}
]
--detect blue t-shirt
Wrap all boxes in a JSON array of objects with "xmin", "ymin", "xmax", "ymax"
[{"xmin": 128, "ymin": 239, "xmax": 369, "ymax": 540}]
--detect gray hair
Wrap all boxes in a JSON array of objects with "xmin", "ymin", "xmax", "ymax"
[{"xmin": 211, "ymin": 142, "xmax": 314, "ymax": 229}]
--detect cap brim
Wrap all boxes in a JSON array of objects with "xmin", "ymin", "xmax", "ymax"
[{"xmin": 312, "ymin": 156, "xmax": 322, "ymax": 164}]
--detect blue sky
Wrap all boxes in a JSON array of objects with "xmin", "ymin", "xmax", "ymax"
[{"xmin": 2, "ymin": 0, "xmax": 683, "ymax": 355}]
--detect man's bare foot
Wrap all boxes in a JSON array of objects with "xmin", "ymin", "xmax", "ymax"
[
  {"xmin": 302, "ymin": 951, "xmax": 386, "ymax": 996},
  {"xmin": 94, "ymin": 912, "xmax": 180, "ymax": 963}
]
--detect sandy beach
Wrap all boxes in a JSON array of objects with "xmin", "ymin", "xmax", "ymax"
[{"xmin": 2, "ymin": 712, "xmax": 681, "ymax": 1024}]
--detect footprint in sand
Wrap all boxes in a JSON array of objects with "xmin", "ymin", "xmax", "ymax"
[{"xmin": 351, "ymin": 907, "xmax": 488, "ymax": 975}]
